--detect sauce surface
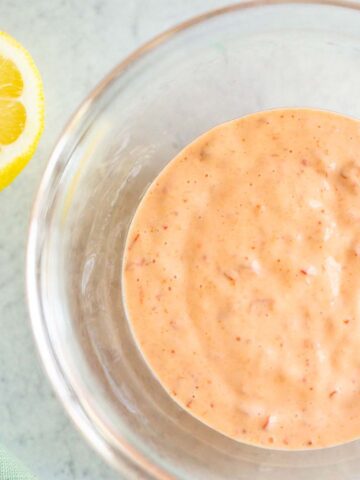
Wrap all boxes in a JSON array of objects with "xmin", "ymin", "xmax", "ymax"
[{"xmin": 123, "ymin": 109, "xmax": 360, "ymax": 449}]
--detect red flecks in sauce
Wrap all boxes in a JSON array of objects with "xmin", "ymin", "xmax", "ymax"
[
  {"xmin": 128, "ymin": 233, "xmax": 140, "ymax": 250},
  {"xmin": 124, "ymin": 109, "xmax": 360, "ymax": 449},
  {"xmin": 262, "ymin": 416, "xmax": 270, "ymax": 430}
]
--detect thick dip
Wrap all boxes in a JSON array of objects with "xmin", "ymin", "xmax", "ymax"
[{"xmin": 123, "ymin": 109, "xmax": 360, "ymax": 449}]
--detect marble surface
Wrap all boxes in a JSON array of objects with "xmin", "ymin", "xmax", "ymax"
[{"xmin": 0, "ymin": 1, "xmax": 232, "ymax": 478}]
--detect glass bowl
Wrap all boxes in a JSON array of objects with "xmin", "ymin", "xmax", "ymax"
[{"xmin": 27, "ymin": 2, "xmax": 360, "ymax": 478}]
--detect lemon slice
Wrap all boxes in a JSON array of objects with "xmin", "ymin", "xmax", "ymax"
[{"xmin": 0, "ymin": 31, "xmax": 44, "ymax": 190}]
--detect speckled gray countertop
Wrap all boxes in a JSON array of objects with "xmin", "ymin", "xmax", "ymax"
[{"xmin": 0, "ymin": 1, "xmax": 232, "ymax": 478}]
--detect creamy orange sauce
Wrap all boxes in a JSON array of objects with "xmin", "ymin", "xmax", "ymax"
[{"xmin": 123, "ymin": 109, "xmax": 360, "ymax": 449}]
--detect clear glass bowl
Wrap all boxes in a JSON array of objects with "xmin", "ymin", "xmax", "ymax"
[{"xmin": 27, "ymin": 2, "xmax": 360, "ymax": 478}]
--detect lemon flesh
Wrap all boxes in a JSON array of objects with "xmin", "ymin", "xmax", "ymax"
[{"xmin": 0, "ymin": 31, "xmax": 44, "ymax": 190}]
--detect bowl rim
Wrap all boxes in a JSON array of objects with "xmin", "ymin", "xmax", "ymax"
[{"xmin": 26, "ymin": 1, "xmax": 360, "ymax": 478}]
